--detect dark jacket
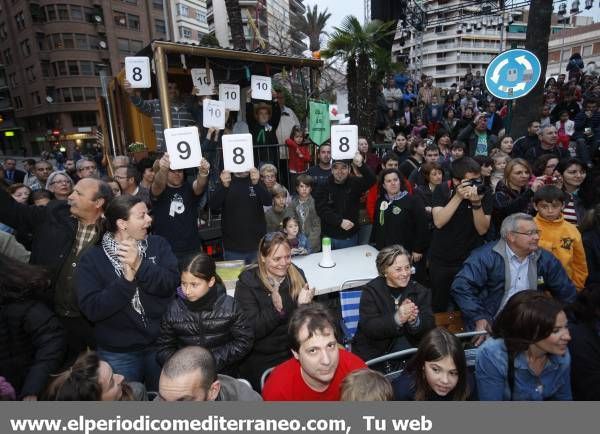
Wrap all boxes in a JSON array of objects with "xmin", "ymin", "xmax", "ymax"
[
  {"xmin": 392, "ymin": 369, "xmax": 478, "ymax": 401},
  {"xmin": 0, "ymin": 188, "xmax": 99, "ymax": 309},
  {"xmin": 573, "ymin": 110, "xmax": 600, "ymax": 141},
  {"xmin": 492, "ymin": 181, "xmax": 534, "ymax": 231},
  {"xmin": 234, "ymin": 265, "xmax": 305, "ymax": 390},
  {"xmin": 568, "ymin": 319, "xmax": 600, "ymax": 400},
  {"xmin": 75, "ymin": 235, "xmax": 179, "ymax": 351},
  {"xmin": 4, "ymin": 169, "xmax": 25, "ymax": 184},
  {"xmin": 314, "ymin": 164, "xmax": 376, "ymax": 240},
  {"xmin": 512, "ymin": 134, "xmax": 540, "ymax": 159},
  {"xmin": 352, "ymin": 276, "xmax": 435, "ymax": 363},
  {"xmin": 456, "ymin": 123, "xmax": 498, "ymax": 156},
  {"xmin": 209, "ymin": 176, "xmax": 271, "ymax": 252},
  {"xmin": 0, "ymin": 299, "xmax": 66, "ymax": 398},
  {"xmin": 524, "ymin": 143, "xmax": 570, "ymax": 165},
  {"xmin": 451, "ymin": 239, "xmax": 577, "ymax": 329},
  {"xmin": 371, "ymin": 193, "xmax": 428, "ymax": 253},
  {"xmin": 156, "ymin": 284, "xmax": 253, "ymax": 373},
  {"xmin": 398, "ymin": 157, "xmax": 421, "ymax": 180},
  {"xmin": 582, "ymin": 228, "xmax": 600, "ymax": 285},
  {"xmin": 246, "ymin": 102, "xmax": 281, "ymax": 146}
]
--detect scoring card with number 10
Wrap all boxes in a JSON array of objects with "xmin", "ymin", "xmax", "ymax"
[
  {"xmin": 222, "ymin": 134, "xmax": 254, "ymax": 173},
  {"xmin": 164, "ymin": 126, "xmax": 203, "ymax": 170},
  {"xmin": 203, "ymin": 100, "xmax": 226, "ymax": 130},
  {"xmin": 250, "ymin": 75, "xmax": 272, "ymax": 101},
  {"xmin": 331, "ymin": 125, "xmax": 358, "ymax": 160}
]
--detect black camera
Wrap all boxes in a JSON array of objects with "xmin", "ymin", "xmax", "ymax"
[{"xmin": 464, "ymin": 179, "xmax": 488, "ymax": 195}]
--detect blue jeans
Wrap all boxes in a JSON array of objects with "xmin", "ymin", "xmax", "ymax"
[
  {"xmin": 331, "ymin": 234, "xmax": 359, "ymax": 250},
  {"xmin": 223, "ymin": 249, "xmax": 257, "ymax": 264},
  {"xmin": 357, "ymin": 224, "xmax": 372, "ymax": 246},
  {"xmin": 97, "ymin": 347, "xmax": 161, "ymax": 392}
]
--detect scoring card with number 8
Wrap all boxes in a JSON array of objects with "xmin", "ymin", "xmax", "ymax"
[
  {"xmin": 125, "ymin": 57, "xmax": 151, "ymax": 88},
  {"xmin": 164, "ymin": 126, "xmax": 203, "ymax": 170},
  {"xmin": 331, "ymin": 125, "xmax": 358, "ymax": 160},
  {"xmin": 250, "ymin": 75, "xmax": 272, "ymax": 101},
  {"xmin": 222, "ymin": 134, "xmax": 254, "ymax": 173}
]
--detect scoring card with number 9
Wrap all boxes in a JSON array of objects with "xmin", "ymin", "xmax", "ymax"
[
  {"xmin": 222, "ymin": 134, "xmax": 254, "ymax": 173},
  {"xmin": 164, "ymin": 126, "xmax": 203, "ymax": 170},
  {"xmin": 125, "ymin": 57, "xmax": 151, "ymax": 88},
  {"xmin": 331, "ymin": 125, "xmax": 358, "ymax": 160}
]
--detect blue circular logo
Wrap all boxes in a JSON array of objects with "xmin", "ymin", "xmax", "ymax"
[{"xmin": 484, "ymin": 49, "xmax": 541, "ymax": 100}]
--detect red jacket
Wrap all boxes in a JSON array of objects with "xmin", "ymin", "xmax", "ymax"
[{"xmin": 286, "ymin": 138, "xmax": 311, "ymax": 173}]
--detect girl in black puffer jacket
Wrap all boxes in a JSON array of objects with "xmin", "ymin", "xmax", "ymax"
[
  {"xmin": 156, "ymin": 253, "xmax": 253, "ymax": 376},
  {"xmin": 0, "ymin": 253, "xmax": 66, "ymax": 400}
]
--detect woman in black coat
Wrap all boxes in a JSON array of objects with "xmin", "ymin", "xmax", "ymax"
[
  {"xmin": 234, "ymin": 232, "xmax": 314, "ymax": 390},
  {"xmin": 156, "ymin": 253, "xmax": 253, "ymax": 375},
  {"xmin": 0, "ymin": 253, "xmax": 66, "ymax": 400},
  {"xmin": 566, "ymin": 284, "xmax": 600, "ymax": 400},
  {"xmin": 75, "ymin": 195, "xmax": 179, "ymax": 391},
  {"xmin": 352, "ymin": 245, "xmax": 435, "ymax": 370}
]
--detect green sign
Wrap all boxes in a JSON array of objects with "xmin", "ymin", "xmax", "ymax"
[
  {"xmin": 308, "ymin": 101, "xmax": 330, "ymax": 146},
  {"xmin": 4, "ymin": 131, "xmax": 14, "ymax": 137}
]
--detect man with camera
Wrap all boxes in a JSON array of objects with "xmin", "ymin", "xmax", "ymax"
[{"xmin": 429, "ymin": 157, "xmax": 493, "ymax": 313}]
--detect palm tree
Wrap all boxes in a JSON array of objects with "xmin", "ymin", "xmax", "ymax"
[
  {"xmin": 293, "ymin": 5, "xmax": 332, "ymax": 52},
  {"xmin": 323, "ymin": 16, "xmax": 396, "ymax": 138},
  {"xmin": 225, "ymin": 0, "xmax": 246, "ymax": 50}
]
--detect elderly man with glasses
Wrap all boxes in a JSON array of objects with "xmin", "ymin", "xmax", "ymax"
[{"xmin": 451, "ymin": 212, "xmax": 577, "ymax": 344}]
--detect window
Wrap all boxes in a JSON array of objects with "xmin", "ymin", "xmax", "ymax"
[
  {"xmin": 25, "ymin": 66, "xmax": 36, "ymax": 81},
  {"xmin": 153, "ymin": 0, "xmax": 163, "ymax": 10},
  {"xmin": 84, "ymin": 87, "xmax": 96, "ymax": 101},
  {"xmin": 84, "ymin": 7, "xmax": 95, "ymax": 23},
  {"xmin": 18, "ymin": 40, "xmax": 30, "ymax": 57},
  {"xmin": 46, "ymin": 6, "xmax": 57, "ymax": 21},
  {"xmin": 127, "ymin": 14, "xmax": 139, "ymax": 30},
  {"xmin": 179, "ymin": 26, "xmax": 192, "ymax": 39},
  {"xmin": 177, "ymin": 4, "xmax": 189, "ymax": 16},
  {"xmin": 72, "ymin": 111, "xmax": 97, "ymax": 127},
  {"xmin": 583, "ymin": 45, "xmax": 593, "ymax": 57},
  {"xmin": 62, "ymin": 88, "xmax": 72, "ymax": 102},
  {"xmin": 57, "ymin": 4, "xmax": 69, "ymax": 20},
  {"xmin": 57, "ymin": 61, "xmax": 67, "ymax": 75},
  {"xmin": 15, "ymin": 11, "xmax": 26, "ymax": 30},
  {"xmin": 31, "ymin": 91, "xmax": 41, "ymax": 106},
  {"xmin": 0, "ymin": 23, "xmax": 7, "ymax": 41},
  {"xmin": 41, "ymin": 61, "xmax": 50, "ymax": 77},
  {"xmin": 114, "ymin": 11, "xmax": 127, "ymax": 27},
  {"xmin": 8, "ymin": 72, "xmax": 17, "ymax": 88},
  {"xmin": 70, "ymin": 5, "xmax": 83, "ymax": 21},
  {"xmin": 14, "ymin": 96, "xmax": 23, "ymax": 109},
  {"xmin": 31, "ymin": 4, "xmax": 44, "ymax": 23},
  {"xmin": 62, "ymin": 33, "xmax": 74, "ymax": 49},
  {"xmin": 117, "ymin": 38, "xmax": 130, "ymax": 54},
  {"xmin": 72, "ymin": 87, "xmax": 83, "ymax": 102},
  {"xmin": 89, "ymin": 35, "xmax": 100, "ymax": 49},
  {"xmin": 50, "ymin": 34, "xmax": 62, "ymax": 49},
  {"xmin": 36, "ymin": 33, "xmax": 46, "ymax": 50},
  {"xmin": 80, "ymin": 61, "xmax": 93, "ymax": 75},
  {"xmin": 155, "ymin": 19, "xmax": 166, "ymax": 34},
  {"xmin": 196, "ymin": 12, "xmax": 207, "ymax": 23},
  {"xmin": 130, "ymin": 39, "xmax": 143, "ymax": 53},
  {"xmin": 122, "ymin": 0, "xmax": 137, "ymax": 4},
  {"xmin": 68, "ymin": 60, "xmax": 79, "ymax": 75},
  {"xmin": 75, "ymin": 34, "xmax": 88, "ymax": 49}
]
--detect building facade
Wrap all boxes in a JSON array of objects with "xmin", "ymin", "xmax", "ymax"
[
  {"xmin": 208, "ymin": 0, "xmax": 306, "ymax": 54},
  {"xmin": 0, "ymin": 0, "xmax": 168, "ymax": 155},
  {"xmin": 167, "ymin": 0, "xmax": 209, "ymax": 43},
  {"xmin": 547, "ymin": 22, "xmax": 600, "ymax": 77},
  {"xmin": 393, "ymin": 0, "xmax": 581, "ymax": 88}
]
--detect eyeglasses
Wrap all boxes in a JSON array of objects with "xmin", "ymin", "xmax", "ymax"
[
  {"xmin": 512, "ymin": 230, "xmax": 541, "ymax": 237},
  {"xmin": 50, "ymin": 179, "xmax": 70, "ymax": 185}
]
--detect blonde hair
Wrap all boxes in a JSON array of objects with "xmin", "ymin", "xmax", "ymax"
[
  {"xmin": 504, "ymin": 157, "xmax": 531, "ymax": 186},
  {"xmin": 340, "ymin": 369, "xmax": 393, "ymax": 401},
  {"xmin": 256, "ymin": 232, "xmax": 306, "ymax": 300},
  {"xmin": 259, "ymin": 163, "xmax": 278, "ymax": 177}
]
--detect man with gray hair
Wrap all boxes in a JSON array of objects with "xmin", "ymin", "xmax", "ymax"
[
  {"xmin": 158, "ymin": 346, "xmax": 262, "ymax": 401},
  {"xmin": 451, "ymin": 212, "xmax": 577, "ymax": 344},
  {"xmin": 76, "ymin": 157, "xmax": 97, "ymax": 180}
]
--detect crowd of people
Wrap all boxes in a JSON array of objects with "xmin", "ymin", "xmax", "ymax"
[{"xmin": 1, "ymin": 63, "xmax": 600, "ymax": 402}]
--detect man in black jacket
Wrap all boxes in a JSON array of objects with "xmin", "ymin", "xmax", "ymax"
[
  {"xmin": 314, "ymin": 152, "xmax": 376, "ymax": 250},
  {"xmin": 0, "ymin": 177, "xmax": 112, "ymax": 363},
  {"xmin": 524, "ymin": 125, "xmax": 570, "ymax": 165},
  {"xmin": 513, "ymin": 120, "xmax": 541, "ymax": 158}
]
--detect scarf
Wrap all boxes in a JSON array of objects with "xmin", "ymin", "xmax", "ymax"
[
  {"xmin": 266, "ymin": 274, "xmax": 286, "ymax": 313},
  {"xmin": 102, "ymin": 232, "xmax": 148, "ymax": 327},
  {"xmin": 379, "ymin": 191, "xmax": 408, "ymax": 226}
]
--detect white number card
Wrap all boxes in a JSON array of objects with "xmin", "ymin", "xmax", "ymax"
[
  {"xmin": 191, "ymin": 68, "xmax": 216, "ymax": 95},
  {"xmin": 125, "ymin": 57, "xmax": 151, "ymax": 88},
  {"xmin": 250, "ymin": 75, "xmax": 272, "ymax": 101},
  {"xmin": 331, "ymin": 125, "xmax": 358, "ymax": 160},
  {"xmin": 222, "ymin": 134, "xmax": 254, "ymax": 173},
  {"xmin": 219, "ymin": 84, "xmax": 240, "ymax": 111},
  {"xmin": 203, "ymin": 100, "xmax": 226, "ymax": 130},
  {"xmin": 164, "ymin": 126, "xmax": 202, "ymax": 170}
]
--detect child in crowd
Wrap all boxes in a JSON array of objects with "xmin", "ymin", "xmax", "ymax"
[
  {"xmin": 441, "ymin": 141, "xmax": 466, "ymax": 179},
  {"xmin": 156, "ymin": 253, "xmax": 253, "ymax": 375},
  {"xmin": 265, "ymin": 184, "xmax": 288, "ymax": 232},
  {"xmin": 282, "ymin": 216, "xmax": 310, "ymax": 256},
  {"xmin": 489, "ymin": 149, "xmax": 510, "ymax": 192},
  {"xmin": 284, "ymin": 174, "xmax": 321, "ymax": 252},
  {"xmin": 340, "ymin": 369, "xmax": 393, "ymax": 401},
  {"xmin": 533, "ymin": 185, "xmax": 588, "ymax": 291},
  {"xmin": 285, "ymin": 125, "xmax": 311, "ymax": 188}
]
